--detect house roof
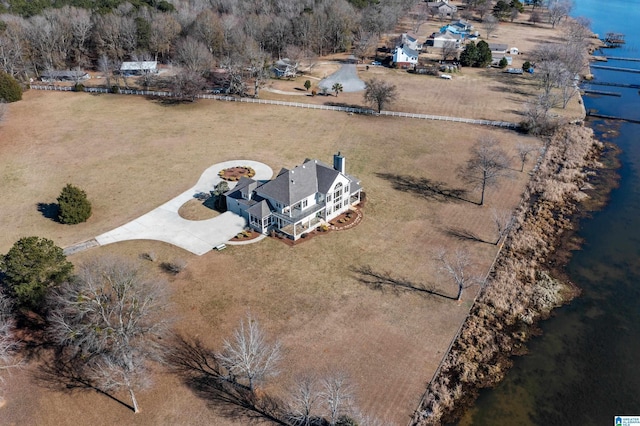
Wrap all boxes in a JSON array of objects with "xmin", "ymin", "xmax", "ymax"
[
  {"xmin": 434, "ymin": 31, "xmax": 462, "ymax": 41},
  {"xmin": 257, "ymin": 162, "xmax": 319, "ymax": 205},
  {"xmin": 489, "ymin": 43, "xmax": 508, "ymax": 51},
  {"xmin": 41, "ymin": 70, "xmax": 88, "ymax": 78},
  {"xmin": 398, "ymin": 45, "xmax": 419, "ymax": 58},
  {"xmin": 246, "ymin": 200, "xmax": 272, "ymax": 219},
  {"xmin": 120, "ymin": 61, "xmax": 157, "ymax": 71}
]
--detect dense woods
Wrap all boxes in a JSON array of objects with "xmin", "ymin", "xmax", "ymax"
[{"xmin": 0, "ymin": 0, "xmax": 417, "ymax": 81}]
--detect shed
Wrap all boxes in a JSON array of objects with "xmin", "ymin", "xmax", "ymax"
[
  {"xmin": 119, "ymin": 61, "xmax": 158, "ymax": 75},
  {"xmin": 40, "ymin": 70, "xmax": 90, "ymax": 82}
]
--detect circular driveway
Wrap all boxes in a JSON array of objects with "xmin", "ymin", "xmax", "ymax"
[{"xmin": 95, "ymin": 160, "xmax": 273, "ymax": 255}]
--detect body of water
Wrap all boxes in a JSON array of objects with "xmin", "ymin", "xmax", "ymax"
[{"xmin": 457, "ymin": 1, "xmax": 640, "ymax": 424}]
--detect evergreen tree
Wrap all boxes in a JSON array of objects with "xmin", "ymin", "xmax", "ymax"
[
  {"xmin": 57, "ymin": 184, "xmax": 92, "ymax": 224},
  {"xmin": 0, "ymin": 237, "xmax": 73, "ymax": 310},
  {"xmin": 459, "ymin": 42, "xmax": 478, "ymax": 67},
  {"xmin": 476, "ymin": 41, "xmax": 493, "ymax": 67},
  {"xmin": 0, "ymin": 71, "xmax": 22, "ymax": 103}
]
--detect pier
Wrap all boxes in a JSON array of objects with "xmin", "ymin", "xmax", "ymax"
[
  {"xmin": 590, "ymin": 64, "xmax": 640, "ymax": 74},
  {"xmin": 582, "ymin": 89, "xmax": 621, "ymax": 97},
  {"xmin": 606, "ymin": 56, "xmax": 640, "ymax": 62},
  {"xmin": 587, "ymin": 111, "xmax": 640, "ymax": 124},
  {"xmin": 585, "ymin": 81, "xmax": 640, "ymax": 89}
]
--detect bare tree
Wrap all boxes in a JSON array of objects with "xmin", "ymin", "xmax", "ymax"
[
  {"xmin": 516, "ymin": 143, "xmax": 537, "ymax": 172},
  {"xmin": 411, "ymin": 3, "xmax": 429, "ymax": 33},
  {"xmin": 482, "ymin": 15, "xmax": 498, "ymax": 40},
  {"xmin": 458, "ymin": 137, "xmax": 511, "ymax": 206},
  {"xmin": 548, "ymin": 0, "xmax": 572, "ymax": 28},
  {"xmin": 175, "ymin": 36, "xmax": 213, "ymax": 74},
  {"xmin": 491, "ymin": 208, "xmax": 515, "ymax": 245},
  {"xmin": 522, "ymin": 93, "xmax": 558, "ymax": 135},
  {"xmin": 287, "ymin": 374, "xmax": 321, "ymax": 426},
  {"xmin": 435, "ymin": 248, "xmax": 478, "ymax": 301},
  {"xmin": 0, "ymin": 292, "xmax": 22, "ymax": 405},
  {"xmin": 321, "ymin": 372, "xmax": 354, "ymax": 426},
  {"xmin": 171, "ymin": 69, "xmax": 207, "ymax": 101},
  {"xmin": 218, "ymin": 313, "xmax": 282, "ymax": 391},
  {"xmin": 47, "ymin": 256, "xmax": 170, "ymax": 413},
  {"xmin": 149, "ymin": 12, "xmax": 181, "ymax": 61},
  {"xmin": 441, "ymin": 40, "xmax": 458, "ymax": 61},
  {"xmin": 477, "ymin": 0, "xmax": 493, "ymax": 21},
  {"xmin": 353, "ymin": 31, "xmax": 378, "ymax": 64},
  {"xmin": 364, "ymin": 78, "xmax": 397, "ymax": 113}
]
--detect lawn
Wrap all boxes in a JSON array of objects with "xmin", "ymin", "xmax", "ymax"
[{"xmin": 0, "ymin": 89, "xmax": 542, "ymax": 424}]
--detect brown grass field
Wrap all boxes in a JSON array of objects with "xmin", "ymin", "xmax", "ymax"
[{"xmin": 0, "ymin": 9, "xmax": 585, "ymax": 426}]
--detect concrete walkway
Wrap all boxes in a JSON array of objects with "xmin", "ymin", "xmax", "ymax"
[{"xmin": 95, "ymin": 160, "xmax": 273, "ymax": 255}]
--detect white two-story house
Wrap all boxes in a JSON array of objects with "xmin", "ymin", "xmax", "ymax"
[{"xmin": 225, "ymin": 153, "xmax": 362, "ymax": 240}]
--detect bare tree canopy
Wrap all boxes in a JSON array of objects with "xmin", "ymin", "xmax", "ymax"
[
  {"xmin": 363, "ymin": 78, "xmax": 397, "ymax": 113},
  {"xmin": 435, "ymin": 248, "xmax": 479, "ymax": 301},
  {"xmin": 516, "ymin": 143, "xmax": 538, "ymax": 172},
  {"xmin": 458, "ymin": 137, "xmax": 512, "ymax": 205},
  {"xmin": 321, "ymin": 372, "xmax": 355, "ymax": 426},
  {"xmin": 218, "ymin": 313, "xmax": 282, "ymax": 391},
  {"xmin": 47, "ymin": 256, "xmax": 170, "ymax": 413},
  {"xmin": 0, "ymin": 292, "xmax": 22, "ymax": 404},
  {"xmin": 492, "ymin": 208, "xmax": 515, "ymax": 245},
  {"xmin": 287, "ymin": 374, "xmax": 321, "ymax": 426}
]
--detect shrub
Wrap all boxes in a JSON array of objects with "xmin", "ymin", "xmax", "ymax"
[
  {"xmin": 72, "ymin": 83, "xmax": 85, "ymax": 92},
  {"xmin": 522, "ymin": 61, "xmax": 531, "ymax": 72},
  {"xmin": 161, "ymin": 259, "xmax": 186, "ymax": 274},
  {"xmin": 57, "ymin": 184, "xmax": 92, "ymax": 224},
  {"xmin": 110, "ymin": 85, "xmax": 120, "ymax": 94},
  {"xmin": 140, "ymin": 251, "xmax": 157, "ymax": 262},
  {"xmin": 498, "ymin": 57, "xmax": 508, "ymax": 68},
  {"xmin": 0, "ymin": 71, "xmax": 22, "ymax": 102},
  {"xmin": 311, "ymin": 89, "xmax": 317, "ymax": 96},
  {"xmin": 304, "ymin": 80, "xmax": 311, "ymax": 91}
]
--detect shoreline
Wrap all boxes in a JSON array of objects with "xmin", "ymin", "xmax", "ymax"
[{"xmin": 411, "ymin": 121, "xmax": 611, "ymax": 425}]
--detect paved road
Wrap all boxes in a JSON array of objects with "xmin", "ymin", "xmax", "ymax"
[{"xmin": 319, "ymin": 58, "xmax": 366, "ymax": 93}]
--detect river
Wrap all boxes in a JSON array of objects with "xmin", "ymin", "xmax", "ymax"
[{"xmin": 456, "ymin": 1, "xmax": 640, "ymax": 425}]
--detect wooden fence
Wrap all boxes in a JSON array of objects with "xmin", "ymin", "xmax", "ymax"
[{"xmin": 30, "ymin": 85, "xmax": 519, "ymax": 129}]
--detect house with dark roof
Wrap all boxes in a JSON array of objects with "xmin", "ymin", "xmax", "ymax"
[
  {"xmin": 393, "ymin": 45, "xmax": 419, "ymax": 67},
  {"xmin": 225, "ymin": 153, "xmax": 362, "ymax": 240},
  {"xmin": 401, "ymin": 33, "xmax": 423, "ymax": 51}
]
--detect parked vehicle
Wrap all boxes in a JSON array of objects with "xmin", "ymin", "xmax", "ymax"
[
  {"xmin": 371, "ymin": 61, "xmax": 382, "ymax": 66},
  {"xmin": 439, "ymin": 74, "xmax": 452, "ymax": 80}
]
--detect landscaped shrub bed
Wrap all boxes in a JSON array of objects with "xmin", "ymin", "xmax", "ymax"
[{"xmin": 218, "ymin": 166, "xmax": 256, "ymax": 181}]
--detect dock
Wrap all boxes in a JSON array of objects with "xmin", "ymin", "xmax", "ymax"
[
  {"xmin": 591, "ymin": 64, "xmax": 640, "ymax": 74},
  {"xmin": 606, "ymin": 56, "xmax": 640, "ymax": 62},
  {"xmin": 585, "ymin": 81, "xmax": 640, "ymax": 89},
  {"xmin": 582, "ymin": 89, "xmax": 621, "ymax": 97},
  {"xmin": 587, "ymin": 111, "xmax": 640, "ymax": 124}
]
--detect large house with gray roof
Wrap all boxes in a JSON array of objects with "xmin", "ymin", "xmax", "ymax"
[{"xmin": 225, "ymin": 153, "xmax": 362, "ymax": 240}]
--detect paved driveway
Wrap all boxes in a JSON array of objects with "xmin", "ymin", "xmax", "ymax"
[
  {"xmin": 95, "ymin": 160, "xmax": 273, "ymax": 255},
  {"xmin": 319, "ymin": 57, "xmax": 366, "ymax": 93}
]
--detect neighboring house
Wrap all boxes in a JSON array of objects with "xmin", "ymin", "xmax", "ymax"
[
  {"xmin": 492, "ymin": 55, "xmax": 513, "ymax": 66},
  {"xmin": 428, "ymin": 1, "xmax": 457, "ymax": 17},
  {"xmin": 225, "ymin": 153, "xmax": 363, "ymax": 240},
  {"xmin": 451, "ymin": 19, "xmax": 474, "ymax": 32},
  {"xmin": 393, "ymin": 45, "xmax": 419, "ymax": 67},
  {"xmin": 489, "ymin": 43, "xmax": 508, "ymax": 55},
  {"xmin": 40, "ymin": 70, "xmax": 89, "ymax": 82},
  {"xmin": 402, "ymin": 33, "xmax": 423, "ymax": 51},
  {"xmin": 119, "ymin": 61, "xmax": 158, "ymax": 75},
  {"xmin": 431, "ymin": 31, "xmax": 463, "ymax": 49},
  {"xmin": 272, "ymin": 58, "xmax": 298, "ymax": 78}
]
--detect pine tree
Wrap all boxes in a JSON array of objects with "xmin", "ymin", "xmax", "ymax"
[{"xmin": 57, "ymin": 184, "xmax": 92, "ymax": 224}]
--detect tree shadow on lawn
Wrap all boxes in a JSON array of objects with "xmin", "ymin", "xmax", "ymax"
[
  {"xmin": 37, "ymin": 202, "xmax": 59, "ymax": 222},
  {"xmin": 351, "ymin": 265, "xmax": 456, "ymax": 301},
  {"xmin": 33, "ymin": 350, "xmax": 136, "ymax": 412},
  {"xmin": 164, "ymin": 334, "xmax": 287, "ymax": 425},
  {"xmin": 376, "ymin": 173, "xmax": 471, "ymax": 204},
  {"xmin": 444, "ymin": 226, "xmax": 495, "ymax": 245}
]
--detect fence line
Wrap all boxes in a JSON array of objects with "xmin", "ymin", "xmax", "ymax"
[{"xmin": 30, "ymin": 85, "xmax": 518, "ymax": 129}]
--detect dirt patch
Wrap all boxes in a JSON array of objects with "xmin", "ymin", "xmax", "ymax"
[{"xmin": 177, "ymin": 199, "xmax": 220, "ymax": 221}]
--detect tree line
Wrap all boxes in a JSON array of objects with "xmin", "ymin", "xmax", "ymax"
[{"xmin": 0, "ymin": 0, "xmax": 417, "ymax": 83}]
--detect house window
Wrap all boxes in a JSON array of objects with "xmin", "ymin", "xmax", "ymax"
[
  {"xmin": 327, "ymin": 194, "xmax": 331, "ymax": 202},
  {"xmin": 333, "ymin": 182, "xmax": 343, "ymax": 200},
  {"xmin": 302, "ymin": 199, "xmax": 308, "ymax": 208}
]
